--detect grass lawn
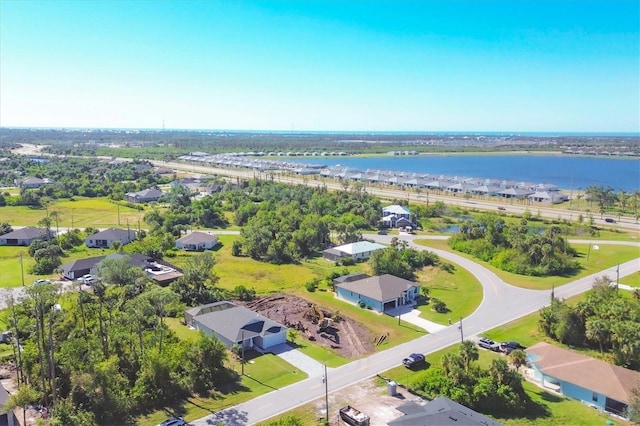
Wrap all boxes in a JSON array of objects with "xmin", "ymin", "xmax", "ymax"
[
  {"xmin": 0, "ymin": 244, "xmax": 112, "ymax": 287},
  {"xmin": 169, "ymin": 234, "xmax": 366, "ymax": 295},
  {"xmin": 1, "ymin": 197, "xmax": 146, "ymax": 228},
  {"xmin": 414, "ymin": 239, "xmax": 640, "ymax": 290},
  {"xmin": 138, "ymin": 351, "xmax": 307, "ymax": 426},
  {"xmin": 415, "ymin": 262, "xmax": 482, "ymax": 324}
]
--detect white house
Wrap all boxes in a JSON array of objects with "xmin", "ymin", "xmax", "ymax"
[
  {"xmin": 175, "ymin": 232, "xmax": 219, "ymax": 251},
  {"xmin": 322, "ymin": 241, "xmax": 385, "ymax": 262},
  {"xmin": 381, "ymin": 204, "xmax": 412, "ymax": 228},
  {"xmin": 85, "ymin": 228, "xmax": 137, "ymax": 248}
]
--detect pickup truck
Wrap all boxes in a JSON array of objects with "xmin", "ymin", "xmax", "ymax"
[{"xmin": 402, "ymin": 353, "xmax": 425, "ymax": 368}]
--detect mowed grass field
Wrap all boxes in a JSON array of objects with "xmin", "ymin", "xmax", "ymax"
[
  {"xmin": 414, "ymin": 238, "xmax": 640, "ymax": 290},
  {"xmin": 415, "ymin": 261, "xmax": 482, "ymax": 324},
  {"xmin": 1, "ymin": 197, "xmax": 146, "ymax": 228}
]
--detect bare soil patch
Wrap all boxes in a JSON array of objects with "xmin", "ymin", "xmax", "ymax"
[{"xmin": 242, "ymin": 294, "xmax": 375, "ymax": 359}]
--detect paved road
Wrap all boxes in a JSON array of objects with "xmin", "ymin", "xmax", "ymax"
[{"xmin": 191, "ymin": 237, "xmax": 640, "ymax": 426}]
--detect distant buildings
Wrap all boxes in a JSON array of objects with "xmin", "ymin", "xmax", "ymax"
[
  {"xmin": 125, "ymin": 188, "xmax": 164, "ymax": 203},
  {"xmin": 175, "ymin": 232, "xmax": 220, "ymax": 251},
  {"xmin": 85, "ymin": 228, "xmax": 137, "ymax": 248},
  {"xmin": 322, "ymin": 241, "xmax": 386, "ymax": 262},
  {"xmin": 0, "ymin": 226, "xmax": 54, "ymax": 246}
]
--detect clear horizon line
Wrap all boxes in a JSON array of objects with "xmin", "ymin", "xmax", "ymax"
[{"xmin": 1, "ymin": 125, "xmax": 639, "ymax": 137}]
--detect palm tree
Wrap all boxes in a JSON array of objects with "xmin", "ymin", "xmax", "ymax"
[
  {"xmin": 458, "ymin": 340, "xmax": 478, "ymax": 373},
  {"xmin": 509, "ymin": 349, "xmax": 527, "ymax": 371},
  {"xmin": 585, "ymin": 318, "xmax": 610, "ymax": 354}
]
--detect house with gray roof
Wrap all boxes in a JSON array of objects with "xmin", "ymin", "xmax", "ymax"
[
  {"xmin": 0, "ymin": 226, "xmax": 54, "ymax": 246},
  {"xmin": 335, "ymin": 274, "xmax": 420, "ymax": 313},
  {"xmin": 381, "ymin": 205, "xmax": 412, "ymax": 228},
  {"xmin": 388, "ymin": 396, "xmax": 501, "ymax": 426},
  {"xmin": 125, "ymin": 188, "xmax": 164, "ymax": 203},
  {"xmin": 85, "ymin": 228, "xmax": 137, "ymax": 248},
  {"xmin": 528, "ymin": 191, "xmax": 568, "ymax": 204},
  {"xmin": 175, "ymin": 232, "xmax": 219, "ymax": 251},
  {"xmin": 185, "ymin": 301, "xmax": 287, "ymax": 350},
  {"xmin": 60, "ymin": 253, "xmax": 182, "ymax": 284}
]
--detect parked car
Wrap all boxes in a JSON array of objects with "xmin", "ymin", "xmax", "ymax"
[
  {"xmin": 402, "ymin": 353, "xmax": 425, "ymax": 368},
  {"xmin": 604, "ymin": 218, "xmax": 616, "ymax": 223},
  {"xmin": 79, "ymin": 274, "xmax": 95, "ymax": 285},
  {"xmin": 33, "ymin": 279, "xmax": 51, "ymax": 286},
  {"xmin": 159, "ymin": 417, "xmax": 185, "ymax": 426},
  {"xmin": 477, "ymin": 337, "xmax": 500, "ymax": 352},
  {"xmin": 497, "ymin": 206, "xmax": 506, "ymax": 211},
  {"xmin": 500, "ymin": 341, "xmax": 526, "ymax": 354}
]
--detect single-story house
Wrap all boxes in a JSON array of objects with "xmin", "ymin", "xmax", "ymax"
[
  {"xmin": 17, "ymin": 177, "xmax": 50, "ymax": 189},
  {"xmin": 335, "ymin": 274, "xmax": 420, "ymax": 313},
  {"xmin": 59, "ymin": 256, "xmax": 105, "ymax": 280},
  {"xmin": 322, "ymin": 241, "xmax": 385, "ymax": 262},
  {"xmin": 125, "ymin": 188, "xmax": 163, "ymax": 203},
  {"xmin": 381, "ymin": 205, "xmax": 411, "ymax": 228},
  {"xmin": 0, "ymin": 382, "xmax": 16, "ymax": 426},
  {"xmin": 85, "ymin": 228, "xmax": 137, "ymax": 248},
  {"xmin": 175, "ymin": 232, "xmax": 219, "ymax": 251},
  {"xmin": 528, "ymin": 191, "xmax": 568, "ymax": 204},
  {"xmin": 0, "ymin": 227, "xmax": 54, "ymax": 246},
  {"xmin": 59, "ymin": 253, "xmax": 183, "ymax": 284},
  {"xmin": 526, "ymin": 342, "xmax": 640, "ymax": 419},
  {"xmin": 333, "ymin": 273, "xmax": 370, "ymax": 286},
  {"xmin": 388, "ymin": 396, "xmax": 501, "ymax": 426},
  {"xmin": 185, "ymin": 301, "xmax": 287, "ymax": 351}
]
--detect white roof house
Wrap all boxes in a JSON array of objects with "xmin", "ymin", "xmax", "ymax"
[
  {"xmin": 382, "ymin": 205, "xmax": 411, "ymax": 215},
  {"xmin": 323, "ymin": 241, "xmax": 386, "ymax": 262}
]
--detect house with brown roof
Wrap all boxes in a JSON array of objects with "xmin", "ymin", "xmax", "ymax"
[
  {"xmin": 526, "ymin": 342, "xmax": 640, "ymax": 419},
  {"xmin": 335, "ymin": 274, "xmax": 420, "ymax": 313}
]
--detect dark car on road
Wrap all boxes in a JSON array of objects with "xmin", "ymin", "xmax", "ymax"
[
  {"xmin": 500, "ymin": 341, "xmax": 526, "ymax": 354},
  {"xmin": 402, "ymin": 353, "xmax": 425, "ymax": 368},
  {"xmin": 477, "ymin": 337, "xmax": 501, "ymax": 352},
  {"xmin": 604, "ymin": 218, "xmax": 616, "ymax": 223}
]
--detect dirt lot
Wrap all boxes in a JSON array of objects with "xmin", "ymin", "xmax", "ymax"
[
  {"xmin": 242, "ymin": 294, "xmax": 376, "ymax": 359},
  {"xmin": 302, "ymin": 377, "xmax": 420, "ymax": 425}
]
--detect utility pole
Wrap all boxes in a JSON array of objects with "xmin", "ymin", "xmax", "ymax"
[
  {"xmin": 616, "ymin": 263, "xmax": 620, "ymax": 293},
  {"xmin": 458, "ymin": 318, "xmax": 463, "ymax": 343},
  {"xmin": 241, "ymin": 330, "xmax": 245, "ymax": 376},
  {"xmin": 19, "ymin": 253, "xmax": 25, "ymax": 286},
  {"xmin": 117, "ymin": 204, "xmax": 120, "ymax": 225},
  {"xmin": 323, "ymin": 363, "xmax": 329, "ymax": 424}
]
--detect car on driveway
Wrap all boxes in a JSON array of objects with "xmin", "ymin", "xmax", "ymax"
[
  {"xmin": 33, "ymin": 279, "xmax": 51, "ymax": 286},
  {"xmin": 500, "ymin": 341, "xmax": 526, "ymax": 354},
  {"xmin": 159, "ymin": 417, "xmax": 185, "ymax": 426},
  {"xmin": 402, "ymin": 353, "xmax": 425, "ymax": 368},
  {"xmin": 477, "ymin": 337, "xmax": 500, "ymax": 352}
]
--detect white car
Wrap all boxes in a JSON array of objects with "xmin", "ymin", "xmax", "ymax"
[
  {"xmin": 79, "ymin": 274, "xmax": 96, "ymax": 285},
  {"xmin": 33, "ymin": 279, "xmax": 51, "ymax": 286}
]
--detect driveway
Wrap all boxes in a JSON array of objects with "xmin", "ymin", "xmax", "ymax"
[
  {"xmin": 267, "ymin": 343, "xmax": 327, "ymax": 378},
  {"xmin": 386, "ymin": 304, "xmax": 448, "ymax": 333}
]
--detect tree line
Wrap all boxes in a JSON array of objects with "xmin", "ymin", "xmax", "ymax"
[{"xmin": 449, "ymin": 214, "xmax": 579, "ymax": 276}]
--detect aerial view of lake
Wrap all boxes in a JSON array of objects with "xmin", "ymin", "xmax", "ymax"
[{"xmin": 288, "ymin": 155, "xmax": 639, "ymax": 192}]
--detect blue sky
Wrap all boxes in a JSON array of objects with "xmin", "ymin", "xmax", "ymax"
[{"xmin": 1, "ymin": 0, "xmax": 638, "ymax": 132}]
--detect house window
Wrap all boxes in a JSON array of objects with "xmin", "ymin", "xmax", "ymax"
[{"xmin": 592, "ymin": 392, "xmax": 598, "ymax": 402}]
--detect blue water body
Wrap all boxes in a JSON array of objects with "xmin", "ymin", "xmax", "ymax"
[{"xmin": 289, "ymin": 155, "xmax": 640, "ymax": 191}]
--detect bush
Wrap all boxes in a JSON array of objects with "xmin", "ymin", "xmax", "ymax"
[
  {"xmin": 304, "ymin": 280, "xmax": 317, "ymax": 292},
  {"xmin": 358, "ymin": 300, "xmax": 365, "ymax": 308},
  {"xmin": 431, "ymin": 298, "xmax": 447, "ymax": 313},
  {"xmin": 231, "ymin": 240, "xmax": 242, "ymax": 256}
]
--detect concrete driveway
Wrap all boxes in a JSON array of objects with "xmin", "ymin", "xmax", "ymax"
[{"xmin": 267, "ymin": 343, "xmax": 327, "ymax": 378}]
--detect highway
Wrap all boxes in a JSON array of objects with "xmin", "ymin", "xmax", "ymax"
[{"xmin": 192, "ymin": 236, "xmax": 640, "ymax": 426}]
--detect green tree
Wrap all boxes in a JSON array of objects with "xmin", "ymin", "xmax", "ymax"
[
  {"xmin": 171, "ymin": 251, "xmax": 222, "ymax": 305},
  {"xmin": 5, "ymin": 383, "xmax": 42, "ymax": 426}
]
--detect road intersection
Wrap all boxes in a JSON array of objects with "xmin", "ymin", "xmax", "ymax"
[{"xmin": 192, "ymin": 236, "xmax": 640, "ymax": 426}]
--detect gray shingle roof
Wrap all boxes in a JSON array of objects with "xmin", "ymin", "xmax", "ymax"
[
  {"xmin": 336, "ymin": 274, "xmax": 419, "ymax": 302},
  {"xmin": 188, "ymin": 301, "xmax": 286, "ymax": 343},
  {"xmin": 1, "ymin": 226, "xmax": 50, "ymax": 240},
  {"xmin": 388, "ymin": 397, "xmax": 502, "ymax": 426},
  {"xmin": 176, "ymin": 231, "xmax": 219, "ymax": 245},
  {"xmin": 89, "ymin": 228, "xmax": 136, "ymax": 240}
]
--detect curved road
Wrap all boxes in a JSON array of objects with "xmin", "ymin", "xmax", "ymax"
[{"xmin": 193, "ymin": 237, "xmax": 639, "ymax": 426}]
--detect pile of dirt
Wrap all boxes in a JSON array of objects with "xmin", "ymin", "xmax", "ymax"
[{"xmin": 242, "ymin": 294, "xmax": 375, "ymax": 359}]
